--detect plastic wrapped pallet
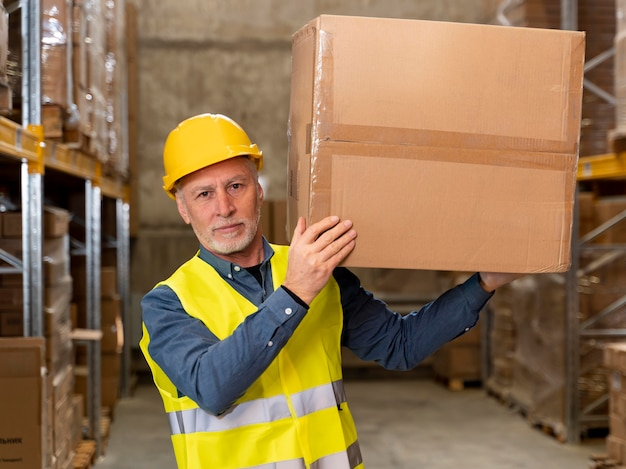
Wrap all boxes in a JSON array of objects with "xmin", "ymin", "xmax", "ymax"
[
  {"xmin": 485, "ymin": 283, "xmax": 517, "ymax": 399},
  {"xmin": 72, "ymin": 0, "xmax": 121, "ymax": 166},
  {"xmin": 503, "ymin": 273, "xmax": 610, "ymax": 441}
]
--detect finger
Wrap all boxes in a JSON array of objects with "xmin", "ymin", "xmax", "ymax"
[
  {"xmin": 324, "ymin": 237, "xmax": 357, "ymax": 267},
  {"xmin": 290, "ymin": 217, "xmax": 307, "ymax": 245},
  {"xmin": 319, "ymin": 228, "xmax": 357, "ymax": 263},
  {"xmin": 304, "ymin": 216, "xmax": 341, "ymax": 242},
  {"xmin": 314, "ymin": 219, "xmax": 353, "ymax": 249}
]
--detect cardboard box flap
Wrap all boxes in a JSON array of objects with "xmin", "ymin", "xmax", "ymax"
[{"xmin": 295, "ymin": 15, "xmax": 585, "ymax": 153}]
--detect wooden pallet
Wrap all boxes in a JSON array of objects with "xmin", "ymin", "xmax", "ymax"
[
  {"xmin": 508, "ymin": 400, "xmax": 568, "ymax": 444},
  {"xmin": 589, "ymin": 454, "xmax": 626, "ymax": 469},
  {"xmin": 434, "ymin": 373, "xmax": 481, "ymax": 391},
  {"xmin": 484, "ymin": 378, "xmax": 514, "ymax": 407},
  {"xmin": 72, "ymin": 440, "xmax": 96, "ymax": 469}
]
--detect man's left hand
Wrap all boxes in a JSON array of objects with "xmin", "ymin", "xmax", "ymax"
[{"xmin": 478, "ymin": 272, "xmax": 525, "ymax": 293}]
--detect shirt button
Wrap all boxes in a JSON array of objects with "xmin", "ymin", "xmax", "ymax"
[
  {"xmin": 234, "ymin": 266, "xmax": 241, "ymax": 272},
  {"xmin": 285, "ymin": 308, "xmax": 293, "ymax": 315},
  {"xmin": 268, "ymin": 341, "xmax": 274, "ymax": 347},
  {"xmin": 227, "ymin": 274, "xmax": 233, "ymax": 279},
  {"xmin": 465, "ymin": 327, "xmax": 470, "ymax": 332}
]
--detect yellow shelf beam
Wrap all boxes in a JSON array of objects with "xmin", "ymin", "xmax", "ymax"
[
  {"xmin": 0, "ymin": 116, "xmax": 128, "ymax": 199},
  {"xmin": 0, "ymin": 116, "xmax": 40, "ymax": 162},
  {"xmin": 578, "ymin": 152, "xmax": 626, "ymax": 181}
]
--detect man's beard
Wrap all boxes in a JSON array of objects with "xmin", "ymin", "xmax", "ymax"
[{"xmin": 202, "ymin": 207, "xmax": 261, "ymax": 255}]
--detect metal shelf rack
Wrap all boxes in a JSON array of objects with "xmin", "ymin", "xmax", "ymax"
[
  {"xmin": 0, "ymin": 0, "xmax": 131, "ymax": 460},
  {"xmin": 563, "ymin": 0, "xmax": 626, "ymax": 445}
]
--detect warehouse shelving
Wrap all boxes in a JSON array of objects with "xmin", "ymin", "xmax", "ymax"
[
  {"xmin": 0, "ymin": 0, "xmax": 132, "ymax": 460},
  {"xmin": 563, "ymin": 0, "xmax": 626, "ymax": 445},
  {"xmin": 493, "ymin": 0, "xmax": 624, "ymax": 447},
  {"xmin": 566, "ymin": 152, "xmax": 626, "ymax": 445}
]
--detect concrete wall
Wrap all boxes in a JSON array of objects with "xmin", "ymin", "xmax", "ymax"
[{"xmin": 127, "ymin": 0, "xmax": 504, "ymax": 345}]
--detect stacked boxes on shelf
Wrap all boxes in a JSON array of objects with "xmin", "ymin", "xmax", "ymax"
[
  {"xmin": 0, "ymin": 209, "xmax": 24, "ymax": 336},
  {"xmin": 507, "ymin": 274, "xmax": 570, "ymax": 441},
  {"xmin": 72, "ymin": 262, "xmax": 123, "ymax": 420},
  {"xmin": 485, "ymin": 192, "xmax": 626, "ymax": 440},
  {"xmin": 4, "ymin": 0, "xmax": 127, "ymax": 177},
  {"xmin": 41, "ymin": 0, "xmax": 71, "ymax": 139},
  {"xmin": 71, "ymin": 0, "xmax": 123, "ymax": 172},
  {"xmin": 0, "ymin": 338, "xmax": 46, "ymax": 468},
  {"xmin": 484, "ymin": 283, "xmax": 517, "ymax": 400},
  {"xmin": 432, "ymin": 324, "xmax": 482, "ymax": 389},
  {"xmin": 432, "ymin": 274, "xmax": 483, "ymax": 389},
  {"xmin": 0, "ymin": 206, "xmax": 87, "ymax": 468},
  {"xmin": 603, "ymin": 343, "xmax": 626, "ymax": 465}
]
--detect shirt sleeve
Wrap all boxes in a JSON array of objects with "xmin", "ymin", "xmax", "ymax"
[
  {"xmin": 141, "ymin": 284, "xmax": 308, "ymax": 415},
  {"xmin": 336, "ymin": 268, "xmax": 493, "ymax": 370}
]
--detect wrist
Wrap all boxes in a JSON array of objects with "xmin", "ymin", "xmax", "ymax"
[
  {"xmin": 282, "ymin": 285, "xmax": 310, "ymax": 308},
  {"xmin": 478, "ymin": 273, "xmax": 495, "ymax": 293}
]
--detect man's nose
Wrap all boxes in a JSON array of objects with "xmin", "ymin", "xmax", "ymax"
[{"xmin": 215, "ymin": 190, "xmax": 234, "ymax": 217}]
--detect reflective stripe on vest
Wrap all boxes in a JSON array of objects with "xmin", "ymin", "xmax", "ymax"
[
  {"xmin": 168, "ymin": 380, "xmax": 348, "ymax": 435},
  {"xmin": 241, "ymin": 440, "xmax": 362, "ymax": 469}
]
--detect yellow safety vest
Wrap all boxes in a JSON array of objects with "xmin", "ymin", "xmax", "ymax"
[{"xmin": 140, "ymin": 245, "xmax": 363, "ymax": 469}]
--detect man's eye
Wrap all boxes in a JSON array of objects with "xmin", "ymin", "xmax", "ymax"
[
  {"xmin": 198, "ymin": 191, "xmax": 210, "ymax": 198},
  {"xmin": 229, "ymin": 183, "xmax": 245, "ymax": 194}
]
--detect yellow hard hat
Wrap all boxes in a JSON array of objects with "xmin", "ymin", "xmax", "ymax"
[{"xmin": 162, "ymin": 113, "xmax": 263, "ymax": 199}]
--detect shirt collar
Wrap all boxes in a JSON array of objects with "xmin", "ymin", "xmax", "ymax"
[{"xmin": 197, "ymin": 237, "xmax": 275, "ymax": 278}]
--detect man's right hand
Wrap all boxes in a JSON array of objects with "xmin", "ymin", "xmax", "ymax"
[{"xmin": 283, "ymin": 216, "xmax": 357, "ymax": 305}]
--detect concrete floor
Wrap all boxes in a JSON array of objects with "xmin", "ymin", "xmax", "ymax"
[{"xmin": 96, "ymin": 377, "xmax": 605, "ymax": 469}]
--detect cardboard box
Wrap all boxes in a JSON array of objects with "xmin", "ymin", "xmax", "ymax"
[
  {"xmin": 433, "ymin": 343, "xmax": 482, "ymax": 381},
  {"xmin": 71, "ymin": 263, "xmax": 118, "ymax": 299},
  {"xmin": 261, "ymin": 200, "xmax": 290, "ymax": 245},
  {"xmin": 0, "ymin": 310, "xmax": 23, "ymax": 336},
  {"xmin": 0, "ymin": 337, "xmax": 46, "ymax": 469},
  {"xmin": 288, "ymin": 15, "xmax": 585, "ymax": 272},
  {"xmin": 74, "ymin": 365, "xmax": 120, "ymax": 415},
  {"xmin": 1, "ymin": 211, "xmax": 21, "ymax": 237},
  {"xmin": 0, "ymin": 206, "xmax": 71, "ymax": 238},
  {"xmin": 606, "ymin": 434, "xmax": 626, "ymax": 464}
]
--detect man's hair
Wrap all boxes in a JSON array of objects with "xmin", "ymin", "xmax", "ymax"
[{"xmin": 173, "ymin": 155, "xmax": 259, "ymax": 198}]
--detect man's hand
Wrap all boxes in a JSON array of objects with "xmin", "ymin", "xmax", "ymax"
[
  {"xmin": 283, "ymin": 216, "xmax": 357, "ymax": 305},
  {"xmin": 478, "ymin": 272, "xmax": 525, "ymax": 293}
]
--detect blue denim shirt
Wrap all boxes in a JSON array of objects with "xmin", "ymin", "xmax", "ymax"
[{"xmin": 141, "ymin": 238, "xmax": 492, "ymax": 415}]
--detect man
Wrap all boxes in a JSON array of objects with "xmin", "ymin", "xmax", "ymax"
[{"xmin": 140, "ymin": 113, "xmax": 520, "ymax": 469}]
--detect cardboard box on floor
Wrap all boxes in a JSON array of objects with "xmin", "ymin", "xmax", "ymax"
[
  {"xmin": 0, "ymin": 337, "xmax": 46, "ymax": 469},
  {"xmin": 287, "ymin": 15, "xmax": 585, "ymax": 272}
]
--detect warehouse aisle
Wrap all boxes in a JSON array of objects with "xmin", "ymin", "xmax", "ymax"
[{"xmin": 97, "ymin": 377, "xmax": 604, "ymax": 469}]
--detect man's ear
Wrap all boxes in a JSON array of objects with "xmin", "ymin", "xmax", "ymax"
[
  {"xmin": 176, "ymin": 193, "xmax": 191, "ymax": 224},
  {"xmin": 258, "ymin": 181, "xmax": 264, "ymax": 204}
]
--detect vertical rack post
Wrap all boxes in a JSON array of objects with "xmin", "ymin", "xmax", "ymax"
[
  {"xmin": 85, "ymin": 179, "xmax": 103, "ymax": 457},
  {"xmin": 21, "ymin": 125, "xmax": 44, "ymax": 337},
  {"xmin": 23, "ymin": 0, "xmax": 41, "ymax": 127},
  {"xmin": 561, "ymin": 0, "xmax": 581, "ymax": 445},
  {"xmin": 565, "ymin": 188, "xmax": 581, "ymax": 444},
  {"xmin": 20, "ymin": 0, "xmax": 44, "ymax": 337},
  {"xmin": 117, "ymin": 197, "xmax": 131, "ymax": 397}
]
